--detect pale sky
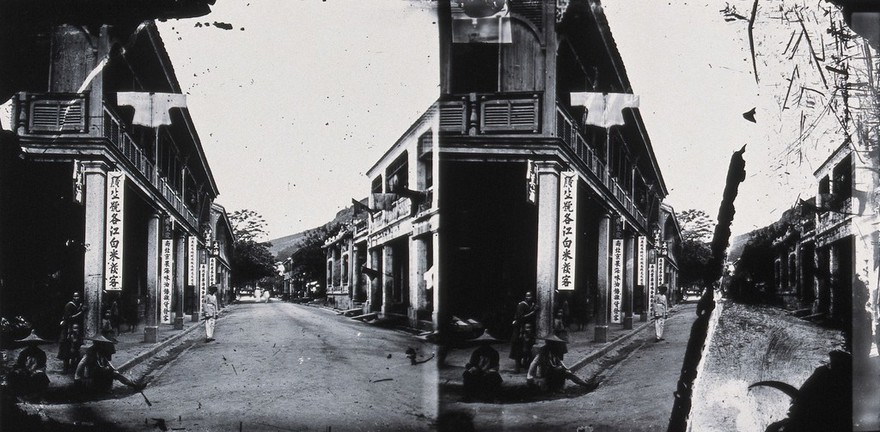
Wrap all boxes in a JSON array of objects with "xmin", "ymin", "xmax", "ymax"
[{"xmin": 153, "ymin": 0, "xmax": 839, "ymax": 241}]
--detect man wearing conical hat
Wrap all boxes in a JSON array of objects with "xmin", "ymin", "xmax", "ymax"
[
  {"xmin": 462, "ymin": 332, "xmax": 504, "ymax": 402},
  {"xmin": 6, "ymin": 330, "xmax": 51, "ymax": 397},
  {"xmin": 74, "ymin": 334, "xmax": 144, "ymax": 394},
  {"xmin": 526, "ymin": 334, "xmax": 592, "ymax": 392}
]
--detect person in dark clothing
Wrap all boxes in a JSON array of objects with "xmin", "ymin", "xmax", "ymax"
[
  {"xmin": 527, "ymin": 334, "xmax": 593, "ymax": 393},
  {"xmin": 60, "ymin": 323, "xmax": 83, "ymax": 372},
  {"xmin": 509, "ymin": 292, "xmax": 536, "ymax": 373},
  {"xmin": 57, "ymin": 291, "xmax": 85, "ymax": 359},
  {"xmin": 462, "ymin": 333, "xmax": 503, "ymax": 402},
  {"xmin": 74, "ymin": 335, "xmax": 144, "ymax": 394},
  {"xmin": 6, "ymin": 330, "xmax": 50, "ymax": 397}
]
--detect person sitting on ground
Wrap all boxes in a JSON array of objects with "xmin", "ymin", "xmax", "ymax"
[
  {"xmin": 6, "ymin": 330, "xmax": 51, "ymax": 397},
  {"xmin": 526, "ymin": 334, "xmax": 593, "ymax": 393},
  {"xmin": 462, "ymin": 333, "xmax": 503, "ymax": 402},
  {"xmin": 74, "ymin": 334, "xmax": 144, "ymax": 394}
]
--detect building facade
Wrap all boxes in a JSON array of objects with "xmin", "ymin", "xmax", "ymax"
[
  {"xmin": 323, "ymin": 217, "xmax": 369, "ymax": 311},
  {"xmin": 1, "ymin": 18, "xmax": 222, "ymax": 343},
  {"xmin": 354, "ymin": 0, "xmax": 673, "ymax": 342}
]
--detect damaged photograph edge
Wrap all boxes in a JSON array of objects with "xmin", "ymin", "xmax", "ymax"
[{"xmin": 0, "ymin": 0, "xmax": 878, "ymax": 431}]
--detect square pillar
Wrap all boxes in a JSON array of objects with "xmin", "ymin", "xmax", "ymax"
[
  {"xmin": 410, "ymin": 236, "xmax": 429, "ymax": 327},
  {"xmin": 144, "ymin": 213, "xmax": 160, "ymax": 343},
  {"xmin": 623, "ymin": 231, "xmax": 635, "ymax": 330},
  {"xmin": 174, "ymin": 232, "xmax": 186, "ymax": 330},
  {"xmin": 381, "ymin": 245, "xmax": 394, "ymax": 316},
  {"xmin": 595, "ymin": 212, "xmax": 611, "ymax": 342},
  {"xmin": 535, "ymin": 161, "xmax": 562, "ymax": 338},
  {"xmin": 82, "ymin": 161, "xmax": 108, "ymax": 338}
]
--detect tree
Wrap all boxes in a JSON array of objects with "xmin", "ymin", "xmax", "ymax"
[
  {"xmin": 676, "ymin": 209, "xmax": 716, "ymax": 288},
  {"xmin": 288, "ymin": 223, "xmax": 340, "ymax": 298},
  {"xmin": 228, "ymin": 209, "xmax": 276, "ymax": 287},
  {"xmin": 228, "ymin": 209, "xmax": 269, "ymax": 243},
  {"xmin": 676, "ymin": 209, "xmax": 715, "ymax": 243}
]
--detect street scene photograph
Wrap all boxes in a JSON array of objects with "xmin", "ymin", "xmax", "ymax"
[{"xmin": 0, "ymin": 0, "xmax": 878, "ymax": 431}]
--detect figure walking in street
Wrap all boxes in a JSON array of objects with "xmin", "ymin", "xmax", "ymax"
[
  {"xmin": 462, "ymin": 333, "xmax": 504, "ymax": 402},
  {"xmin": 74, "ymin": 335, "xmax": 144, "ymax": 394},
  {"xmin": 526, "ymin": 334, "xmax": 593, "ymax": 392},
  {"xmin": 60, "ymin": 323, "xmax": 83, "ymax": 372},
  {"xmin": 654, "ymin": 285, "xmax": 669, "ymax": 342},
  {"xmin": 509, "ymin": 291, "xmax": 536, "ymax": 373},
  {"xmin": 57, "ymin": 291, "xmax": 85, "ymax": 362},
  {"xmin": 203, "ymin": 285, "xmax": 219, "ymax": 342},
  {"xmin": 6, "ymin": 330, "xmax": 51, "ymax": 398}
]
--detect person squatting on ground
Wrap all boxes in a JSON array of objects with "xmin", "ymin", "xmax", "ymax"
[
  {"xmin": 57, "ymin": 291, "xmax": 85, "ymax": 363},
  {"xmin": 509, "ymin": 291, "xmax": 537, "ymax": 373},
  {"xmin": 461, "ymin": 333, "xmax": 503, "ymax": 402},
  {"xmin": 203, "ymin": 285, "xmax": 219, "ymax": 342},
  {"xmin": 74, "ymin": 335, "xmax": 144, "ymax": 394},
  {"xmin": 654, "ymin": 285, "xmax": 669, "ymax": 342},
  {"xmin": 5, "ymin": 330, "xmax": 51, "ymax": 397},
  {"xmin": 526, "ymin": 334, "xmax": 592, "ymax": 392}
]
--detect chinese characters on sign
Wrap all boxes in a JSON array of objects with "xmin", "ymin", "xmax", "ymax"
[
  {"xmin": 611, "ymin": 239, "xmax": 624, "ymax": 324},
  {"xmin": 187, "ymin": 236, "xmax": 197, "ymax": 286},
  {"xmin": 637, "ymin": 236, "xmax": 647, "ymax": 286},
  {"xmin": 104, "ymin": 171, "xmax": 125, "ymax": 291},
  {"xmin": 526, "ymin": 160, "xmax": 537, "ymax": 204},
  {"xmin": 658, "ymin": 256, "xmax": 666, "ymax": 286},
  {"xmin": 160, "ymin": 239, "xmax": 173, "ymax": 324},
  {"xmin": 648, "ymin": 263, "xmax": 656, "ymax": 316},
  {"xmin": 199, "ymin": 263, "xmax": 207, "ymax": 307},
  {"xmin": 557, "ymin": 171, "xmax": 578, "ymax": 291},
  {"xmin": 209, "ymin": 256, "xmax": 217, "ymax": 286}
]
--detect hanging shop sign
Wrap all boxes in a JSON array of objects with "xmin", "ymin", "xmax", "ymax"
[
  {"xmin": 160, "ymin": 238, "xmax": 173, "ymax": 324},
  {"xmin": 187, "ymin": 235, "xmax": 197, "ymax": 286},
  {"xmin": 199, "ymin": 263, "xmax": 207, "ymax": 307},
  {"xmin": 557, "ymin": 170, "xmax": 578, "ymax": 291},
  {"xmin": 611, "ymin": 239, "xmax": 624, "ymax": 324},
  {"xmin": 658, "ymin": 256, "xmax": 666, "ymax": 286},
  {"xmin": 637, "ymin": 236, "xmax": 647, "ymax": 286},
  {"xmin": 648, "ymin": 263, "xmax": 657, "ymax": 316},
  {"xmin": 104, "ymin": 170, "xmax": 125, "ymax": 291},
  {"xmin": 526, "ymin": 160, "xmax": 537, "ymax": 204},
  {"xmin": 209, "ymin": 256, "xmax": 217, "ymax": 286}
]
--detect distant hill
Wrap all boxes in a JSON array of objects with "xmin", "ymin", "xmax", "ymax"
[{"xmin": 267, "ymin": 199, "xmax": 364, "ymax": 261}]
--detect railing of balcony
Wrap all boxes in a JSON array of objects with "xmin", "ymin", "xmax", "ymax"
[
  {"xmin": 16, "ymin": 92, "xmax": 88, "ymax": 134},
  {"xmin": 817, "ymin": 198, "xmax": 852, "ymax": 233},
  {"xmin": 556, "ymin": 106, "xmax": 648, "ymax": 228},
  {"xmin": 102, "ymin": 104, "xmax": 198, "ymax": 228}
]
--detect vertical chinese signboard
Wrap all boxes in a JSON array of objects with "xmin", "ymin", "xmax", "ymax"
[
  {"xmin": 199, "ymin": 262, "xmax": 207, "ymax": 307},
  {"xmin": 187, "ymin": 235, "xmax": 197, "ymax": 286},
  {"xmin": 648, "ymin": 263, "xmax": 657, "ymax": 316},
  {"xmin": 160, "ymin": 219, "xmax": 174, "ymax": 324},
  {"xmin": 658, "ymin": 256, "xmax": 666, "ymax": 286},
  {"xmin": 637, "ymin": 236, "xmax": 647, "ymax": 286},
  {"xmin": 557, "ymin": 171, "xmax": 578, "ymax": 291},
  {"xmin": 104, "ymin": 171, "xmax": 125, "ymax": 291},
  {"xmin": 209, "ymin": 255, "xmax": 217, "ymax": 286},
  {"xmin": 526, "ymin": 160, "xmax": 537, "ymax": 204},
  {"xmin": 611, "ymin": 238, "xmax": 624, "ymax": 323},
  {"xmin": 160, "ymin": 237, "xmax": 173, "ymax": 324}
]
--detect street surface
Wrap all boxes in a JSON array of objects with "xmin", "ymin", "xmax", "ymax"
[
  {"xmin": 25, "ymin": 299, "xmax": 439, "ymax": 431},
  {"xmin": 438, "ymin": 302, "xmax": 699, "ymax": 432}
]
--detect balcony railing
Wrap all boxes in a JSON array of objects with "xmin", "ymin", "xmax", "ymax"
[
  {"xmin": 556, "ymin": 105, "xmax": 648, "ymax": 228},
  {"xmin": 371, "ymin": 196, "xmax": 414, "ymax": 233},
  {"xmin": 15, "ymin": 92, "xmax": 200, "ymax": 229},
  {"xmin": 817, "ymin": 197, "xmax": 852, "ymax": 234},
  {"xmin": 439, "ymin": 92, "xmax": 541, "ymax": 134}
]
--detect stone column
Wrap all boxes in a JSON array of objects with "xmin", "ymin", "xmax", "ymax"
[
  {"xmin": 174, "ymin": 231, "xmax": 186, "ymax": 330},
  {"xmin": 144, "ymin": 213, "xmax": 160, "ymax": 343},
  {"xmin": 82, "ymin": 161, "xmax": 108, "ymax": 338},
  {"xmin": 431, "ymin": 230, "xmax": 443, "ymax": 332},
  {"xmin": 595, "ymin": 211, "xmax": 611, "ymax": 342},
  {"xmin": 623, "ymin": 230, "xmax": 635, "ymax": 330},
  {"xmin": 410, "ymin": 236, "xmax": 428, "ymax": 327},
  {"xmin": 370, "ymin": 248, "xmax": 382, "ymax": 312},
  {"xmin": 382, "ymin": 245, "xmax": 394, "ymax": 316},
  {"xmin": 535, "ymin": 161, "xmax": 561, "ymax": 338}
]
